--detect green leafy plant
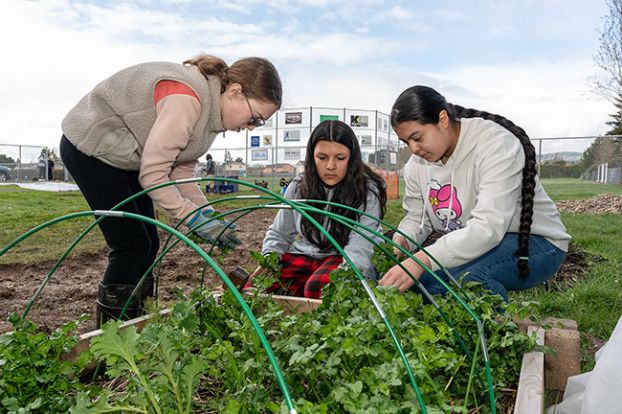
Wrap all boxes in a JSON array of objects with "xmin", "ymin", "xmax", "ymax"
[
  {"xmin": 0, "ymin": 313, "xmax": 92, "ymax": 413},
  {"xmin": 1, "ymin": 248, "xmax": 538, "ymax": 413},
  {"xmin": 75, "ymin": 318, "xmax": 208, "ymax": 414},
  {"xmin": 249, "ymin": 251, "xmax": 281, "ymax": 274}
]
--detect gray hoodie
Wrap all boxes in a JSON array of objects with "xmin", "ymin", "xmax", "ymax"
[
  {"xmin": 262, "ymin": 176, "xmax": 383, "ymax": 277},
  {"xmin": 396, "ymin": 117, "xmax": 570, "ymax": 271}
]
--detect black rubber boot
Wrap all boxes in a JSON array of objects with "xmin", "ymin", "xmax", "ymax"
[
  {"xmin": 228, "ymin": 266, "xmax": 250, "ymax": 288},
  {"xmin": 95, "ymin": 277, "xmax": 154, "ymax": 328}
]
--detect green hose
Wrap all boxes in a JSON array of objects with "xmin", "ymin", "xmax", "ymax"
[
  {"xmin": 0, "ymin": 208, "xmax": 299, "ymax": 414},
  {"xmin": 119, "ymin": 178, "xmax": 430, "ymax": 412}
]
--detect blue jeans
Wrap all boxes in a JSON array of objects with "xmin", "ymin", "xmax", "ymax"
[{"xmin": 415, "ymin": 234, "xmax": 566, "ymax": 301}]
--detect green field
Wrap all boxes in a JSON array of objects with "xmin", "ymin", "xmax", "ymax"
[
  {"xmin": 191, "ymin": 175, "xmax": 622, "ymax": 202},
  {"xmin": 1, "ymin": 180, "xmax": 620, "ymax": 370},
  {"xmin": 540, "ymin": 178, "xmax": 622, "ymax": 200}
]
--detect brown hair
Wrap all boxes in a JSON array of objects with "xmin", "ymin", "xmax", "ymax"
[{"xmin": 183, "ymin": 54, "xmax": 282, "ymax": 108}]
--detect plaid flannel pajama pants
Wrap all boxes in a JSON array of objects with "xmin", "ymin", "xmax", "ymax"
[{"xmin": 244, "ymin": 252, "xmax": 342, "ymax": 299}]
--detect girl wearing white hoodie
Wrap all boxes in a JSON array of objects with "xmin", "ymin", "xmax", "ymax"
[{"xmin": 379, "ymin": 86, "xmax": 570, "ymax": 301}]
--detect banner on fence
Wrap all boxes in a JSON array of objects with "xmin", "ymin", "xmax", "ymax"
[
  {"xmin": 283, "ymin": 130, "xmax": 301, "ymax": 142},
  {"xmin": 251, "ymin": 148, "xmax": 268, "ymax": 161},
  {"xmin": 285, "ymin": 112, "xmax": 303, "ymax": 124},
  {"xmin": 320, "ymin": 114, "xmax": 339, "ymax": 122},
  {"xmin": 284, "ymin": 149, "xmax": 300, "ymax": 160},
  {"xmin": 350, "ymin": 115, "xmax": 368, "ymax": 127}
]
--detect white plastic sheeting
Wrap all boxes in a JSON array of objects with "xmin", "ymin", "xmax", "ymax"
[
  {"xmin": 546, "ymin": 314, "xmax": 622, "ymax": 414},
  {"xmin": 0, "ymin": 182, "xmax": 79, "ymax": 192}
]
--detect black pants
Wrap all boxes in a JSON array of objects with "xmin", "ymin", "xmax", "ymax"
[{"xmin": 60, "ymin": 135, "xmax": 160, "ymax": 285}]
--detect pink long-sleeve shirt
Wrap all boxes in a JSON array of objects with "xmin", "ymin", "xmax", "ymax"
[{"xmin": 138, "ymin": 80, "xmax": 210, "ymax": 220}]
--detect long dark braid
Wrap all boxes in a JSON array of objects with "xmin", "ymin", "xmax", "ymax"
[
  {"xmin": 391, "ymin": 85, "xmax": 536, "ymax": 277},
  {"xmin": 447, "ymin": 104, "xmax": 536, "ymax": 277}
]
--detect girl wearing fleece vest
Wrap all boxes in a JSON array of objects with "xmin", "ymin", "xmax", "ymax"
[
  {"xmin": 60, "ymin": 55, "xmax": 282, "ymax": 326},
  {"xmin": 244, "ymin": 120, "xmax": 387, "ymax": 299},
  {"xmin": 379, "ymin": 85, "xmax": 570, "ymax": 301}
]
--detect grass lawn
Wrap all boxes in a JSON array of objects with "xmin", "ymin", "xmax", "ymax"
[
  {"xmin": 0, "ymin": 185, "xmax": 105, "ymax": 265},
  {"xmin": 392, "ymin": 177, "xmax": 622, "ymax": 202},
  {"xmin": 1, "ymin": 181, "xmax": 620, "ymax": 370},
  {"xmin": 540, "ymin": 178, "xmax": 622, "ymax": 200},
  {"xmin": 510, "ymin": 212, "xmax": 622, "ymax": 369}
]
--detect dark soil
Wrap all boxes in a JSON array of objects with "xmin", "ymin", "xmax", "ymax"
[
  {"xmin": 0, "ymin": 209, "xmax": 276, "ymax": 335},
  {"xmin": 0, "ymin": 194, "xmax": 614, "ymax": 335}
]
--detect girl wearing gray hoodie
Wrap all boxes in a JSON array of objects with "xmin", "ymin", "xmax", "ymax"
[{"xmin": 245, "ymin": 120, "xmax": 387, "ymax": 298}]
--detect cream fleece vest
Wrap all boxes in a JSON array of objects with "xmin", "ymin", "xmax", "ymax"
[{"xmin": 62, "ymin": 61, "xmax": 224, "ymax": 171}]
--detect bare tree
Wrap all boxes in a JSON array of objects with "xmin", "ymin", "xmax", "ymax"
[{"xmin": 590, "ymin": 0, "xmax": 622, "ymax": 101}]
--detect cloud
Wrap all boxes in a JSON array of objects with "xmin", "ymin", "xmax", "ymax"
[
  {"xmin": 381, "ymin": 5, "xmax": 413, "ymax": 21},
  {"xmin": 0, "ymin": 0, "xmax": 613, "ymax": 159},
  {"xmin": 435, "ymin": 58, "xmax": 611, "ymax": 138},
  {"xmin": 0, "ymin": 0, "xmax": 394, "ymax": 151}
]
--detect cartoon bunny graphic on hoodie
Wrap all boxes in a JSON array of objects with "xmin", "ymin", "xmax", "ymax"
[{"xmin": 428, "ymin": 179, "xmax": 462, "ymax": 231}]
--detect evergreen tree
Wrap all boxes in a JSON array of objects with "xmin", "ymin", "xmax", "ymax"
[
  {"xmin": 39, "ymin": 147, "xmax": 59, "ymax": 161},
  {"xmin": 606, "ymin": 92, "xmax": 622, "ymax": 136}
]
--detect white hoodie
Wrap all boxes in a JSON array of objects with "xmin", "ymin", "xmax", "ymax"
[{"xmin": 396, "ymin": 117, "xmax": 570, "ymax": 271}]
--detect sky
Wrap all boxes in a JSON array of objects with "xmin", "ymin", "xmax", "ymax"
[{"xmin": 0, "ymin": 0, "xmax": 615, "ymax": 162}]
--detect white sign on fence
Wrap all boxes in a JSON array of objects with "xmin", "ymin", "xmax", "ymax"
[
  {"xmin": 283, "ymin": 130, "xmax": 301, "ymax": 142},
  {"xmin": 284, "ymin": 149, "xmax": 301, "ymax": 160}
]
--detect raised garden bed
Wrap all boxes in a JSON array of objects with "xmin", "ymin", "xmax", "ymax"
[
  {"xmin": 514, "ymin": 318, "xmax": 580, "ymax": 413},
  {"xmin": 62, "ymin": 294, "xmax": 580, "ymax": 414}
]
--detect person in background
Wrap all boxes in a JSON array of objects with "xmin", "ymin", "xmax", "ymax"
[
  {"xmin": 37, "ymin": 155, "xmax": 46, "ymax": 180},
  {"xmin": 47, "ymin": 158, "xmax": 55, "ymax": 180},
  {"xmin": 193, "ymin": 159, "xmax": 203, "ymax": 178},
  {"xmin": 60, "ymin": 54, "xmax": 282, "ymax": 325},
  {"xmin": 279, "ymin": 176, "xmax": 290, "ymax": 195},
  {"xmin": 204, "ymin": 153, "xmax": 216, "ymax": 193},
  {"xmin": 245, "ymin": 120, "xmax": 387, "ymax": 298},
  {"xmin": 379, "ymin": 85, "xmax": 570, "ymax": 301}
]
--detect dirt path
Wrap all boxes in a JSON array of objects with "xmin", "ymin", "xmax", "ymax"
[{"xmin": 0, "ymin": 209, "xmax": 276, "ymax": 334}]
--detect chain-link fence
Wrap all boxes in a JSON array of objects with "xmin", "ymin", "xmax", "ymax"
[
  {"xmin": 204, "ymin": 106, "xmax": 401, "ymax": 192},
  {"xmin": 1, "ymin": 120, "xmax": 620, "ymax": 200},
  {"xmin": 532, "ymin": 135, "xmax": 622, "ymax": 199},
  {"xmin": 0, "ymin": 143, "xmax": 71, "ymax": 182}
]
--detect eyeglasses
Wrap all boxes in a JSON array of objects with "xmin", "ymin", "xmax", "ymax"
[{"xmin": 243, "ymin": 94, "xmax": 266, "ymax": 127}]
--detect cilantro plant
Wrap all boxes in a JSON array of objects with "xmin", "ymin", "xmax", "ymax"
[
  {"xmin": 0, "ymin": 313, "xmax": 92, "ymax": 414},
  {"xmin": 74, "ymin": 266, "xmax": 534, "ymax": 413},
  {"xmin": 1, "ymin": 247, "xmax": 538, "ymax": 413}
]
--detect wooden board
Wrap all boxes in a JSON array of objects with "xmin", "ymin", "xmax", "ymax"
[
  {"xmin": 514, "ymin": 326, "xmax": 545, "ymax": 414},
  {"xmin": 63, "ymin": 296, "xmax": 317, "ymax": 362},
  {"xmin": 62, "ymin": 309, "xmax": 171, "ymax": 363},
  {"xmin": 270, "ymin": 294, "xmax": 322, "ymax": 314}
]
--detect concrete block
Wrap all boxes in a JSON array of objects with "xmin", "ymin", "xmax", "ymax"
[{"xmin": 545, "ymin": 327, "xmax": 581, "ymax": 391}]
